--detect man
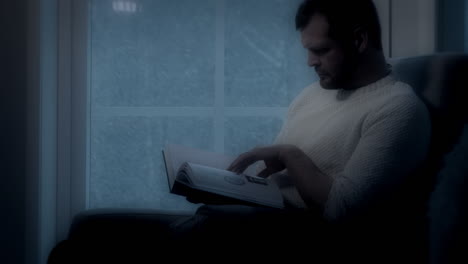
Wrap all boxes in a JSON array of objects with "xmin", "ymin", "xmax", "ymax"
[
  {"xmin": 205, "ymin": 0, "xmax": 431, "ymax": 260},
  {"xmin": 227, "ymin": 0, "xmax": 430, "ymax": 223}
]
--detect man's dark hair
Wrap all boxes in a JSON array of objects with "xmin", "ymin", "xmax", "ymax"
[{"xmin": 296, "ymin": 0, "xmax": 383, "ymax": 51}]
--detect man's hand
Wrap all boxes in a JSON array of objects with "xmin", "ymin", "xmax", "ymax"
[
  {"xmin": 228, "ymin": 144, "xmax": 333, "ymax": 208},
  {"xmin": 227, "ymin": 145, "xmax": 296, "ymax": 178}
]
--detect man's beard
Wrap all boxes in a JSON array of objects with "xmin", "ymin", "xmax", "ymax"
[
  {"xmin": 319, "ymin": 68, "xmax": 354, "ymax": 90},
  {"xmin": 321, "ymin": 56, "xmax": 359, "ymax": 90}
]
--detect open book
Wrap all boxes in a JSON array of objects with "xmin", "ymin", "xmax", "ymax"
[{"xmin": 162, "ymin": 144, "xmax": 285, "ymax": 209}]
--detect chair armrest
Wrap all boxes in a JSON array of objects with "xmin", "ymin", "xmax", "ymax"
[
  {"xmin": 48, "ymin": 208, "xmax": 194, "ymax": 263},
  {"xmin": 68, "ymin": 208, "xmax": 194, "ymax": 241}
]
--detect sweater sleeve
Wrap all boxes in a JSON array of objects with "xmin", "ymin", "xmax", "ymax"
[{"xmin": 323, "ymin": 94, "xmax": 431, "ymax": 221}]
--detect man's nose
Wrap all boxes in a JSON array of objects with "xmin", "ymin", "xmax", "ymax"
[{"xmin": 308, "ymin": 53, "xmax": 320, "ymax": 67}]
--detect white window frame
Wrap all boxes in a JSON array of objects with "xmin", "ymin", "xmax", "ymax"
[
  {"xmin": 25, "ymin": 0, "xmax": 89, "ymax": 263},
  {"xmin": 374, "ymin": 0, "xmax": 437, "ymax": 58},
  {"xmin": 390, "ymin": 0, "xmax": 437, "ymax": 57},
  {"xmin": 56, "ymin": 0, "xmax": 90, "ymax": 243}
]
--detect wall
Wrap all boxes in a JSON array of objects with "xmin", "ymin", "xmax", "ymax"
[
  {"xmin": 437, "ymin": 0, "xmax": 466, "ymax": 52},
  {"xmin": 0, "ymin": 0, "xmax": 28, "ymax": 263},
  {"xmin": 466, "ymin": 0, "xmax": 468, "ymax": 52},
  {"xmin": 391, "ymin": 0, "xmax": 437, "ymax": 57}
]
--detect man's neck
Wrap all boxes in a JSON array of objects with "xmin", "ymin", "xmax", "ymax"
[{"xmin": 344, "ymin": 51, "xmax": 390, "ymax": 90}]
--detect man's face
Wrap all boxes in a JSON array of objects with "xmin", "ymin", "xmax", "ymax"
[{"xmin": 301, "ymin": 14, "xmax": 356, "ymax": 89}]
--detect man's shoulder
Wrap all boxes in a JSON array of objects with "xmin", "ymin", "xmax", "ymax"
[
  {"xmin": 370, "ymin": 77, "xmax": 426, "ymax": 111},
  {"xmin": 287, "ymin": 81, "xmax": 323, "ymax": 111},
  {"xmin": 366, "ymin": 81, "xmax": 431, "ymax": 127}
]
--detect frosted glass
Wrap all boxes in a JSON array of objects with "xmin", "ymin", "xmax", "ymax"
[
  {"xmin": 224, "ymin": 116, "xmax": 283, "ymax": 156},
  {"xmin": 89, "ymin": 116, "xmax": 213, "ymax": 211},
  {"xmin": 225, "ymin": 0, "xmax": 317, "ymax": 107},
  {"xmin": 91, "ymin": 0, "xmax": 216, "ymax": 107},
  {"xmin": 88, "ymin": 0, "xmax": 316, "ymax": 211}
]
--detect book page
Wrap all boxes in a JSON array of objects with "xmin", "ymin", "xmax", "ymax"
[
  {"xmin": 163, "ymin": 144, "xmax": 259, "ymax": 190},
  {"xmin": 167, "ymin": 144, "xmax": 234, "ymax": 171},
  {"xmin": 185, "ymin": 163, "xmax": 284, "ymax": 208}
]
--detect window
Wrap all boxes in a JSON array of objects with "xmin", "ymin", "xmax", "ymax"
[
  {"xmin": 56, "ymin": 0, "xmax": 438, "ymax": 237},
  {"xmin": 86, "ymin": 0, "xmax": 315, "ymax": 211}
]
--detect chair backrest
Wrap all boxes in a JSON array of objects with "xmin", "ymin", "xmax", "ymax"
[
  {"xmin": 390, "ymin": 53, "xmax": 468, "ymax": 124},
  {"xmin": 390, "ymin": 53, "xmax": 468, "ymax": 264},
  {"xmin": 389, "ymin": 53, "xmax": 468, "ymax": 176}
]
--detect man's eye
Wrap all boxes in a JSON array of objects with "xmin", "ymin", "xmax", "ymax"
[{"xmin": 314, "ymin": 48, "xmax": 329, "ymax": 55}]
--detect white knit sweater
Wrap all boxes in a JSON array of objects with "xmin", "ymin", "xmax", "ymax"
[{"xmin": 270, "ymin": 74, "xmax": 431, "ymax": 221}]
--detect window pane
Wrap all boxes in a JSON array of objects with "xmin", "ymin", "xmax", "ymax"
[
  {"xmin": 91, "ymin": 0, "xmax": 216, "ymax": 107},
  {"xmin": 225, "ymin": 0, "xmax": 316, "ymax": 107},
  {"xmin": 90, "ymin": 116, "xmax": 212, "ymax": 210},
  {"xmin": 88, "ymin": 0, "xmax": 316, "ymax": 211}
]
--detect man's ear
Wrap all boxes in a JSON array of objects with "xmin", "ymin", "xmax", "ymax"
[{"xmin": 353, "ymin": 26, "xmax": 368, "ymax": 53}]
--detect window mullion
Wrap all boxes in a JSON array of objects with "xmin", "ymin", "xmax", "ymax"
[{"xmin": 214, "ymin": 0, "xmax": 225, "ymax": 153}]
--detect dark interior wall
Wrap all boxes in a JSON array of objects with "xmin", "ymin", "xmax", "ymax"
[
  {"xmin": 0, "ymin": 0, "xmax": 28, "ymax": 263},
  {"xmin": 437, "ymin": 0, "xmax": 466, "ymax": 52}
]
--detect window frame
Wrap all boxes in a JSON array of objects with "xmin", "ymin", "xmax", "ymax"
[{"xmin": 56, "ymin": 0, "xmax": 90, "ymax": 242}]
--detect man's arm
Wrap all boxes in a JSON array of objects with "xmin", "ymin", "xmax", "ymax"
[
  {"xmin": 229, "ymin": 95, "xmax": 431, "ymax": 220},
  {"xmin": 323, "ymin": 95, "xmax": 431, "ymax": 220},
  {"xmin": 227, "ymin": 144, "xmax": 333, "ymax": 209}
]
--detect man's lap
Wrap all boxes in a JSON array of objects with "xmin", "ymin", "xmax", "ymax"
[{"xmin": 169, "ymin": 204, "xmax": 331, "ymax": 253}]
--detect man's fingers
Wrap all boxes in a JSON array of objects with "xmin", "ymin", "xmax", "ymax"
[
  {"xmin": 227, "ymin": 152, "xmax": 248, "ymax": 172},
  {"xmin": 227, "ymin": 151, "xmax": 258, "ymax": 173},
  {"xmin": 227, "ymin": 155, "xmax": 243, "ymax": 172}
]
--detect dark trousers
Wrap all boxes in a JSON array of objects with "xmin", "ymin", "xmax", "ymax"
[
  {"xmin": 48, "ymin": 204, "xmax": 333, "ymax": 263},
  {"xmin": 48, "ymin": 203, "xmax": 427, "ymax": 263}
]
